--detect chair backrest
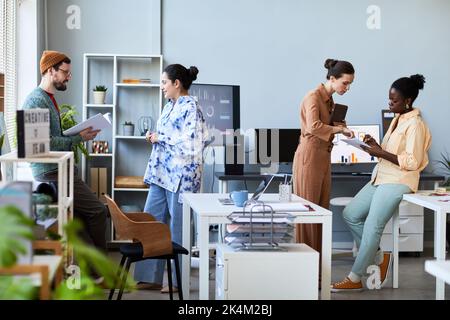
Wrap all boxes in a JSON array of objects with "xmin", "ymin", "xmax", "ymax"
[{"xmin": 104, "ymin": 195, "xmax": 138, "ymax": 240}]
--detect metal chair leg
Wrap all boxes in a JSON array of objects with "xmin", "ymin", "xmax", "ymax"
[
  {"xmin": 117, "ymin": 259, "xmax": 131, "ymax": 300},
  {"xmin": 109, "ymin": 255, "xmax": 126, "ymax": 300},
  {"xmin": 174, "ymin": 254, "xmax": 183, "ymax": 300},
  {"xmin": 167, "ymin": 258, "xmax": 173, "ymax": 300}
]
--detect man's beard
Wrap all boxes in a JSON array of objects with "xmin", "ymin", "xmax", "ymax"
[{"xmin": 54, "ymin": 81, "xmax": 67, "ymax": 91}]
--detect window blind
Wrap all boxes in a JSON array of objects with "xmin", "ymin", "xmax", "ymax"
[{"xmin": 1, "ymin": 0, "xmax": 17, "ymax": 151}]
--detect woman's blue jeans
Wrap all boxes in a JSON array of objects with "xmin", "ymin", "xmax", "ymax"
[
  {"xmin": 343, "ymin": 182, "xmax": 411, "ymax": 277},
  {"xmin": 133, "ymin": 184, "xmax": 183, "ymax": 286}
]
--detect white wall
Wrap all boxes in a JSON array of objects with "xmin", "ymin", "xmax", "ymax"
[
  {"xmin": 43, "ymin": 0, "xmax": 161, "ymax": 120},
  {"xmin": 162, "ymin": 0, "xmax": 450, "ymax": 175}
]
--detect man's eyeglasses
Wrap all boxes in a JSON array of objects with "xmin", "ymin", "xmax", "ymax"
[{"xmin": 57, "ymin": 68, "xmax": 72, "ymax": 77}]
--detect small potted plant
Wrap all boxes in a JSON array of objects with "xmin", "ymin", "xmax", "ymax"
[
  {"xmin": 123, "ymin": 121, "xmax": 135, "ymax": 136},
  {"xmin": 437, "ymin": 151, "xmax": 450, "ymax": 190},
  {"xmin": 93, "ymin": 85, "xmax": 107, "ymax": 104}
]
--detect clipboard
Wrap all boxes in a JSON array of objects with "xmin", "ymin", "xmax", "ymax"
[{"xmin": 63, "ymin": 113, "xmax": 112, "ymax": 136}]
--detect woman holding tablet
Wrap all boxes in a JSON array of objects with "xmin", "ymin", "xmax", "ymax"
[{"xmin": 292, "ymin": 59, "xmax": 355, "ymax": 255}]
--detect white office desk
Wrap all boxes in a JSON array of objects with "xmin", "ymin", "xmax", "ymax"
[
  {"xmin": 403, "ymin": 191, "xmax": 450, "ymax": 300},
  {"xmin": 181, "ymin": 193, "xmax": 332, "ymax": 300}
]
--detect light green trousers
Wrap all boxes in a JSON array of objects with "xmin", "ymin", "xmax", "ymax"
[{"xmin": 343, "ymin": 182, "xmax": 411, "ymax": 277}]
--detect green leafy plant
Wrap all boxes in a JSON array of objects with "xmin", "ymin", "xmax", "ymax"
[
  {"xmin": 93, "ymin": 85, "xmax": 107, "ymax": 92},
  {"xmin": 60, "ymin": 104, "xmax": 89, "ymax": 163},
  {"xmin": 0, "ymin": 133, "xmax": 4, "ymax": 151},
  {"xmin": 0, "ymin": 205, "xmax": 36, "ymax": 299},
  {"xmin": 437, "ymin": 151, "xmax": 450, "ymax": 187},
  {"xmin": 0, "ymin": 205, "xmax": 35, "ymax": 267},
  {"xmin": 0, "ymin": 204, "xmax": 134, "ymax": 300},
  {"xmin": 53, "ymin": 219, "xmax": 134, "ymax": 300}
]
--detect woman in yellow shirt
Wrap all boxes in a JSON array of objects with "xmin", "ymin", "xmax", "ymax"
[{"xmin": 332, "ymin": 74, "xmax": 431, "ymax": 291}]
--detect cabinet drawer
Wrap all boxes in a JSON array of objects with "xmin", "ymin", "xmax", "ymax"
[
  {"xmin": 383, "ymin": 216, "xmax": 424, "ymax": 234},
  {"xmin": 380, "ymin": 234, "xmax": 423, "ymax": 252},
  {"xmin": 399, "ymin": 201, "xmax": 423, "ymax": 216}
]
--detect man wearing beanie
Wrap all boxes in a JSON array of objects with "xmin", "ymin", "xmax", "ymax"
[{"xmin": 22, "ymin": 50, "xmax": 108, "ymax": 257}]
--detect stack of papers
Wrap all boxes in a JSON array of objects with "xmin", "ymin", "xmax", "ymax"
[
  {"xmin": 63, "ymin": 113, "xmax": 112, "ymax": 136},
  {"xmin": 225, "ymin": 211, "xmax": 295, "ymax": 248},
  {"xmin": 237, "ymin": 202, "xmax": 310, "ymax": 212},
  {"xmin": 341, "ymin": 138, "xmax": 370, "ymax": 151},
  {"xmin": 226, "ymin": 224, "xmax": 293, "ymax": 234}
]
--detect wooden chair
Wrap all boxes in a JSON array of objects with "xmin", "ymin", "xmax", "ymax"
[
  {"xmin": 105, "ymin": 195, "xmax": 188, "ymax": 300},
  {"xmin": 0, "ymin": 240, "xmax": 63, "ymax": 300}
]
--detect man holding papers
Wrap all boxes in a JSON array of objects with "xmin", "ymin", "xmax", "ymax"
[
  {"xmin": 22, "ymin": 51, "xmax": 107, "ymax": 260},
  {"xmin": 332, "ymin": 74, "xmax": 431, "ymax": 292}
]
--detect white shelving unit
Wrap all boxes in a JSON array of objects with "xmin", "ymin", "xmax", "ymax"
[
  {"xmin": 0, "ymin": 151, "xmax": 74, "ymax": 238},
  {"xmin": 82, "ymin": 53, "xmax": 163, "ymax": 242}
]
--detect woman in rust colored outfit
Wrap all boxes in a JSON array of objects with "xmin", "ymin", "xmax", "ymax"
[{"xmin": 292, "ymin": 59, "xmax": 355, "ymax": 254}]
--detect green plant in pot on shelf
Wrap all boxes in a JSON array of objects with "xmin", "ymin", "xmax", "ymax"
[
  {"xmin": 93, "ymin": 85, "xmax": 107, "ymax": 104},
  {"xmin": 437, "ymin": 151, "xmax": 450, "ymax": 189},
  {"xmin": 123, "ymin": 121, "xmax": 135, "ymax": 136},
  {"xmin": 60, "ymin": 104, "xmax": 89, "ymax": 163}
]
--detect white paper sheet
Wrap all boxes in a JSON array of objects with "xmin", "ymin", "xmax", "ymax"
[
  {"xmin": 341, "ymin": 137, "xmax": 370, "ymax": 152},
  {"xmin": 232, "ymin": 202, "xmax": 310, "ymax": 212},
  {"xmin": 63, "ymin": 113, "xmax": 112, "ymax": 136}
]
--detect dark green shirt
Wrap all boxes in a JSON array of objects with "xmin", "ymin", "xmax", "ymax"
[{"xmin": 22, "ymin": 87, "xmax": 82, "ymax": 177}]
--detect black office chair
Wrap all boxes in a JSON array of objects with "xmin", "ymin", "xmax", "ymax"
[{"xmin": 105, "ymin": 195, "xmax": 188, "ymax": 300}]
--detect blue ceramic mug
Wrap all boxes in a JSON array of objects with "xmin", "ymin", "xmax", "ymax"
[{"xmin": 230, "ymin": 190, "xmax": 249, "ymax": 207}]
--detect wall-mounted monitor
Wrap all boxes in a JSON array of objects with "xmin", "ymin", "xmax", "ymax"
[
  {"xmin": 190, "ymin": 83, "xmax": 240, "ymax": 145},
  {"xmin": 253, "ymin": 128, "xmax": 301, "ymax": 164},
  {"xmin": 331, "ymin": 124, "xmax": 380, "ymax": 164}
]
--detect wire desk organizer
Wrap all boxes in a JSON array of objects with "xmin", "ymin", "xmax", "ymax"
[{"xmin": 225, "ymin": 199, "xmax": 294, "ymax": 251}]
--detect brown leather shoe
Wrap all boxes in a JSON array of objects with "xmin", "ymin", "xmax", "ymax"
[
  {"xmin": 161, "ymin": 285, "xmax": 178, "ymax": 293},
  {"xmin": 378, "ymin": 252, "xmax": 392, "ymax": 287},
  {"xmin": 331, "ymin": 277, "xmax": 363, "ymax": 292},
  {"xmin": 136, "ymin": 282, "xmax": 162, "ymax": 290}
]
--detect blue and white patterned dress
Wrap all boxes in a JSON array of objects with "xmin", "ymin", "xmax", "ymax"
[{"xmin": 143, "ymin": 96, "xmax": 208, "ymax": 203}]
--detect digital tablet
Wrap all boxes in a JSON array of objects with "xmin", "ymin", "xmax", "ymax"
[{"xmin": 330, "ymin": 103, "xmax": 348, "ymax": 123}]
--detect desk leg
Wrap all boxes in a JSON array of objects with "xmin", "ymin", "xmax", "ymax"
[
  {"xmin": 199, "ymin": 217, "xmax": 210, "ymax": 300},
  {"xmin": 219, "ymin": 180, "xmax": 227, "ymax": 194},
  {"xmin": 434, "ymin": 214, "xmax": 438, "ymax": 258},
  {"xmin": 321, "ymin": 217, "xmax": 332, "ymax": 300},
  {"xmin": 218, "ymin": 181, "xmax": 227, "ymax": 244},
  {"xmin": 392, "ymin": 209, "xmax": 399, "ymax": 288},
  {"xmin": 58, "ymin": 163, "xmax": 63, "ymax": 237},
  {"xmin": 182, "ymin": 201, "xmax": 191, "ymax": 300},
  {"xmin": 435, "ymin": 209, "xmax": 447, "ymax": 300}
]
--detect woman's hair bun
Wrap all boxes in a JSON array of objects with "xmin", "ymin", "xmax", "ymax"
[
  {"xmin": 189, "ymin": 66, "xmax": 199, "ymax": 81},
  {"xmin": 324, "ymin": 59, "xmax": 338, "ymax": 69},
  {"xmin": 409, "ymin": 74, "xmax": 425, "ymax": 90}
]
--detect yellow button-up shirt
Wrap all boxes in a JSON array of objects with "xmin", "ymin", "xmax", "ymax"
[{"xmin": 371, "ymin": 108, "xmax": 431, "ymax": 192}]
